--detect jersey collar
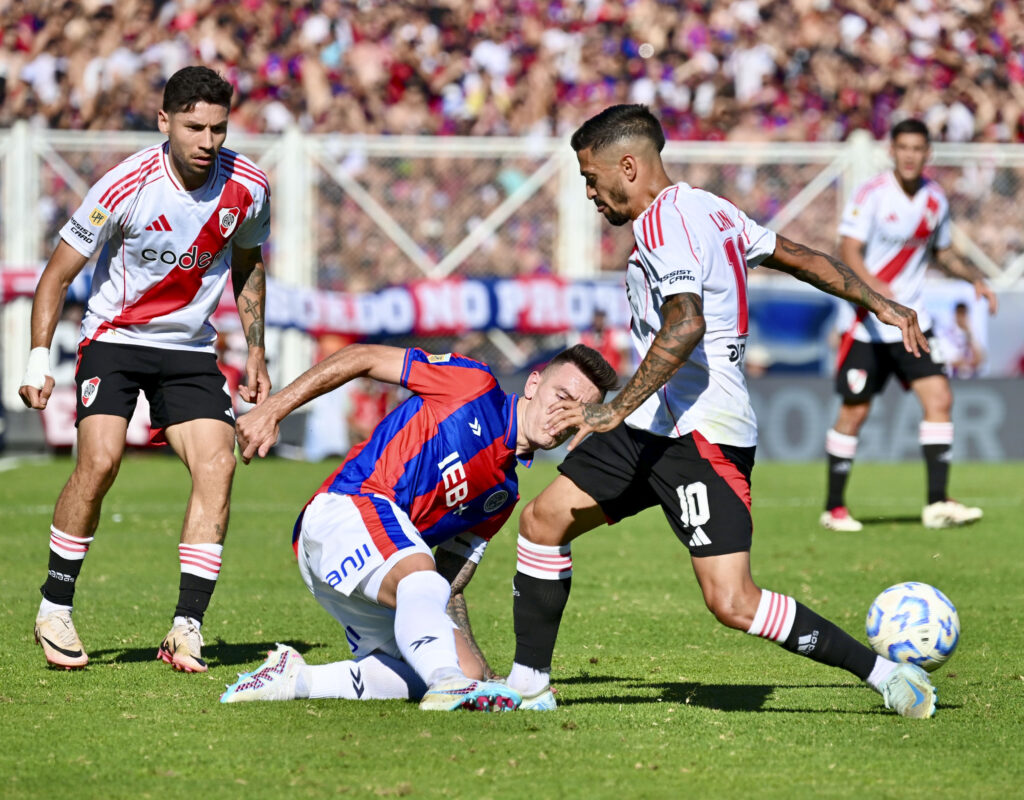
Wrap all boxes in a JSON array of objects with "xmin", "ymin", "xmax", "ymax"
[{"xmin": 161, "ymin": 141, "xmax": 220, "ymax": 196}]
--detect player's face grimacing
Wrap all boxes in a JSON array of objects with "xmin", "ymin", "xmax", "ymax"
[
  {"xmin": 890, "ymin": 132, "xmax": 929, "ymax": 188},
  {"xmin": 519, "ymin": 362, "xmax": 603, "ymax": 452},
  {"xmin": 158, "ymin": 101, "xmax": 229, "ymax": 191},
  {"xmin": 577, "ymin": 147, "xmax": 633, "ymax": 226}
]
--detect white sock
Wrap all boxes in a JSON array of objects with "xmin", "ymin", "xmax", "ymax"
[
  {"xmin": 304, "ymin": 653, "xmax": 428, "ymax": 700},
  {"xmin": 393, "ymin": 570, "xmax": 462, "ymax": 686},
  {"xmin": 38, "ymin": 597, "xmax": 73, "ymax": 617},
  {"xmin": 173, "ymin": 615, "xmax": 201, "ymax": 630},
  {"xmin": 866, "ymin": 656, "xmax": 899, "ymax": 692},
  {"xmin": 507, "ymin": 662, "xmax": 550, "ymax": 696}
]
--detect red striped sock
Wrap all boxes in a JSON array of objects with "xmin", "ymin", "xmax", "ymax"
[
  {"xmin": 746, "ymin": 589, "xmax": 796, "ymax": 642},
  {"xmin": 178, "ymin": 543, "xmax": 223, "ymax": 581}
]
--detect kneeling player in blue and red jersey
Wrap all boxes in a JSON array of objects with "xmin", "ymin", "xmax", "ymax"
[{"xmin": 221, "ymin": 343, "xmax": 616, "ymax": 711}]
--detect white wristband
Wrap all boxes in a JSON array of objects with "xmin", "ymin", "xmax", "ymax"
[{"xmin": 21, "ymin": 347, "xmax": 52, "ymax": 390}]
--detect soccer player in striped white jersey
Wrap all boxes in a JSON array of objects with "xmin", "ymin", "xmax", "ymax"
[
  {"xmin": 821, "ymin": 119, "xmax": 997, "ymax": 533},
  {"xmin": 19, "ymin": 66, "xmax": 271, "ymax": 673},
  {"xmin": 505, "ymin": 104, "xmax": 941, "ymax": 718}
]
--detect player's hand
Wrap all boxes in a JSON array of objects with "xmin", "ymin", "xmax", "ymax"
[
  {"xmin": 873, "ymin": 299, "xmax": 930, "ymax": 358},
  {"xmin": 975, "ymin": 281, "xmax": 998, "ymax": 315},
  {"xmin": 235, "ymin": 403, "xmax": 281, "ymax": 464},
  {"xmin": 239, "ymin": 348, "xmax": 271, "ymax": 405},
  {"xmin": 545, "ymin": 399, "xmax": 625, "ymax": 452},
  {"xmin": 18, "ymin": 377, "xmax": 55, "ymax": 410},
  {"xmin": 19, "ymin": 348, "xmax": 55, "ymax": 409}
]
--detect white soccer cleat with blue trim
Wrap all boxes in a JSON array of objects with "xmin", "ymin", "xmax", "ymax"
[
  {"xmin": 220, "ymin": 644, "xmax": 305, "ymax": 703},
  {"xmin": 880, "ymin": 663, "xmax": 936, "ymax": 719},
  {"xmin": 519, "ymin": 687, "xmax": 557, "ymax": 711},
  {"xmin": 419, "ymin": 678, "xmax": 521, "ymax": 711}
]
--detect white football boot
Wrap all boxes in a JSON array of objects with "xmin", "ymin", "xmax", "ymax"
[
  {"xmin": 879, "ymin": 663, "xmax": 937, "ymax": 719},
  {"xmin": 819, "ymin": 506, "xmax": 863, "ymax": 532},
  {"xmin": 922, "ymin": 500, "xmax": 983, "ymax": 529},
  {"xmin": 221, "ymin": 644, "xmax": 305, "ymax": 703}
]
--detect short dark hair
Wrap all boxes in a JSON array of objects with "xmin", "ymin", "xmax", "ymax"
[
  {"xmin": 162, "ymin": 66, "xmax": 233, "ymax": 114},
  {"xmin": 891, "ymin": 118, "xmax": 930, "ymax": 142},
  {"xmin": 954, "ymin": 301, "xmax": 969, "ymax": 314},
  {"xmin": 570, "ymin": 104, "xmax": 666, "ymax": 155},
  {"xmin": 543, "ymin": 344, "xmax": 619, "ymax": 397}
]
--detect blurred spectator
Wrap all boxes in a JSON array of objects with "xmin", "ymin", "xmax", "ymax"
[
  {"xmin": 4, "ymin": 0, "xmax": 1023, "ymax": 144},
  {"xmin": 574, "ymin": 308, "xmax": 632, "ymax": 379},
  {"xmin": 8, "ymin": 0, "xmax": 1024, "ymax": 297},
  {"xmin": 942, "ymin": 301, "xmax": 985, "ymax": 378}
]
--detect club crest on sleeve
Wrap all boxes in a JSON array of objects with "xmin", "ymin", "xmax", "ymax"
[
  {"xmin": 483, "ymin": 490, "xmax": 509, "ymax": 513},
  {"xmin": 81, "ymin": 377, "xmax": 101, "ymax": 407},
  {"xmin": 847, "ymin": 368, "xmax": 868, "ymax": 395},
  {"xmin": 427, "ymin": 353, "xmax": 452, "ymax": 363},
  {"xmin": 219, "ymin": 207, "xmax": 240, "ymax": 237}
]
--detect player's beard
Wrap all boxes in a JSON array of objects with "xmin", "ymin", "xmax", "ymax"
[{"xmin": 601, "ymin": 182, "xmax": 632, "ymax": 226}]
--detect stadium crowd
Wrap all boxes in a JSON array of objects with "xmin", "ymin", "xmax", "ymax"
[
  {"xmin": 6, "ymin": 0, "xmax": 1024, "ymax": 299},
  {"xmin": 3, "ymin": 0, "xmax": 1024, "ymax": 143}
]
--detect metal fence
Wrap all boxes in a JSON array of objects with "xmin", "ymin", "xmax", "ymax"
[{"xmin": 3, "ymin": 123, "xmax": 1024, "ymax": 407}]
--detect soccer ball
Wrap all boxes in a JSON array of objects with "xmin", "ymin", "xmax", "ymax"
[{"xmin": 865, "ymin": 582, "xmax": 960, "ymax": 672}]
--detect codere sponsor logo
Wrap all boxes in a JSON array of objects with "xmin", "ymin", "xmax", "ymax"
[{"xmin": 141, "ymin": 245, "xmax": 216, "ymax": 270}]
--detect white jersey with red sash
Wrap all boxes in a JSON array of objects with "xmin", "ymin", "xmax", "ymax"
[
  {"xmin": 625, "ymin": 182, "xmax": 777, "ymax": 448},
  {"xmin": 835, "ymin": 171, "xmax": 950, "ymax": 360},
  {"xmin": 60, "ymin": 142, "xmax": 271, "ymax": 353}
]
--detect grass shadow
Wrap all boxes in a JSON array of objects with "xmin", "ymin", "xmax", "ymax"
[
  {"xmin": 554, "ymin": 675, "xmax": 957, "ymax": 714},
  {"xmin": 88, "ymin": 639, "xmax": 327, "ymax": 668},
  {"xmin": 860, "ymin": 515, "xmax": 923, "ymax": 526}
]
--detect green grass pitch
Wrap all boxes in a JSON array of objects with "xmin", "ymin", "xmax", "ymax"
[{"xmin": 1, "ymin": 454, "xmax": 1022, "ymax": 799}]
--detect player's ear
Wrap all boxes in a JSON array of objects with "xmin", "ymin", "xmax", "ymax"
[
  {"xmin": 523, "ymin": 371, "xmax": 541, "ymax": 400},
  {"xmin": 157, "ymin": 109, "xmax": 170, "ymax": 135},
  {"xmin": 620, "ymin": 153, "xmax": 638, "ymax": 181}
]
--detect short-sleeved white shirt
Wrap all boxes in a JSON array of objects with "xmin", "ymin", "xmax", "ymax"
[
  {"xmin": 60, "ymin": 142, "xmax": 271, "ymax": 353},
  {"xmin": 624, "ymin": 182, "xmax": 777, "ymax": 447},
  {"xmin": 837, "ymin": 171, "xmax": 950, "ymax": 342}
]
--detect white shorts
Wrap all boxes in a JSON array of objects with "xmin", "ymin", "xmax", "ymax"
[{"xmin": 296, "ymin": 492, "xmax": 441, "ymax": 658}]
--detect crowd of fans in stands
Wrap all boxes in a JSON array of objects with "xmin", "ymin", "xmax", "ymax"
[{"xmin": 3, "ymin": 0, "xmax": 1024, "ymax": 143}]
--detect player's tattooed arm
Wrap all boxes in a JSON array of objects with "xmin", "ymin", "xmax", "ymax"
[
  {"xmin": 599, "ymin": 292, "xmax": 705, "ymax": 424},
  {"xmin": 764, "ymin": 235, "xmax": 887, "ymax": 309},
  {"xmin": 764, "ymin": 234, "xmax": 929, "ymax": 356},
  {"xmin": 232, "ymin": 247, "xmax": 266, "ymax": 349},
  {"xmin": 435, "ymin": 549, "xmax": 500, "ymax": 680},
  {"xmin": 547, "ymin": 293, "xmax": 705, "ymax": 449},
  {"xmin": 231, "ymin": 244, "xmax": 272, "ymax": 404}
]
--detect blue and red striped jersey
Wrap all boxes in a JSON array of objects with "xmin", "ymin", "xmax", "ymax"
[{"xmin": 307, "ymin": 349, "xmax": 525, "ymax": 549}]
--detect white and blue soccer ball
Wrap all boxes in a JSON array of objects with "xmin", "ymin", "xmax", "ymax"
[{"xmin": 866, "ymin": 582, "xmax": 960, "ymax": 672}]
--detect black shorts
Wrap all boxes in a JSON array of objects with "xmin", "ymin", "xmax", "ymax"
[
  {"xmin": 558, "ymin": 424, "xmax": 755, "ymax": 557},
  {"xmin": 835, "ymin": 330, "xmax": 946, "ymax": 403},
  {"xmin": 75, "ymin": 340, "xmax": 234, "ymax": 441}
]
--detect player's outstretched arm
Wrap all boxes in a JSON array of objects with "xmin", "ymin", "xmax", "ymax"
[
  {"xmin": 762, "ymin": 234, "xmax": 929, "ymax": 357},
  {"xmin": 933, "ymin": 247, "xmax": 999, "ymax": 315},
  {"xmin": 235, "ymin": 343, "xmax": 407, "ymax": 463},
  {"xmin": 547, "ymin": 292, "xmax": 705, "ymax": 451},
  {"xmin": 19, "ymin": 240, "xmax": 90, "ymax": 410},
  {"xmin": 231, "ymin": 244, "xmax": 271, "ymax": 405},
  {"xmin": 435, "ymin": 547, "xmax": 501, "ymax": 681}
]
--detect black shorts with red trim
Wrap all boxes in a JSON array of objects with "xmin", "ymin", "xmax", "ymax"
[
  {"xmin": 835, "ymin": 329, "xmax": 946, "ymax": 403},
  {"xmin": 75, "ymin": 340, "xmax": 234, "ymax": 441},
  {"xmin": 558, "ymin": 423, "xmax": 755, "ymax": 557}
]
